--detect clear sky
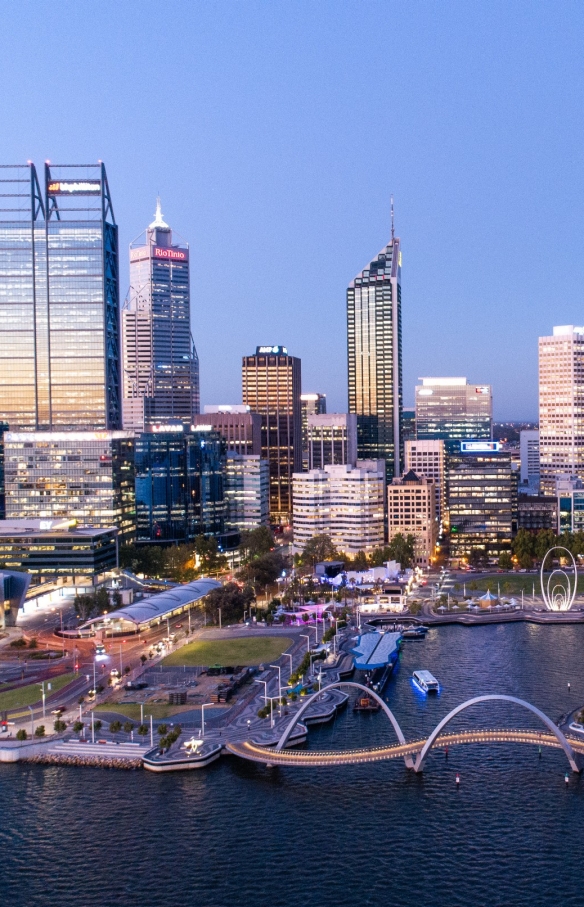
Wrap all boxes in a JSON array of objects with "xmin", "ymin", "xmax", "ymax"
[{"xmin": 2, "ymin": 1, "xmax": 584, "ymax": 419}]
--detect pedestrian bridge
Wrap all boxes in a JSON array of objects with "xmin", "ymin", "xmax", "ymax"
[{"xmin": 226, "ymin": 682, "xmax": 584, "ymax": 773}]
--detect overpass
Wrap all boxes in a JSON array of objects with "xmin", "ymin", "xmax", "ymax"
[{"xmin": 226, "ymin": 682, "xmax": 584, "ymax": 774}]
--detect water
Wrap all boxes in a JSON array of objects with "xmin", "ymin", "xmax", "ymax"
[{"xmin": 2, "ymin": 623, "xmax": 584, "ymax": 907}]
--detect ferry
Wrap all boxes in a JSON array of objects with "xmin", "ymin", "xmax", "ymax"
[
  {"xmin": 402, "ymin": 627, "xmax": 427, "ymax": 640},
  {"xmin": 412, "ymin": 670, "xmax": 439, "ymax": 693}
]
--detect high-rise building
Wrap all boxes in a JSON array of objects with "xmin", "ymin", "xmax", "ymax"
[
  {"xmin": 402, "ymin": 409, "xmax": 416, "ymax": 443},
  {"xmin": 556, "ymin": 474, "xmax": 584, "ymax": 534},
  {"xmin": 4, "ymin": 431, "xmax": 135, "ymax": 542},
  {"xmin": 293, "ymin": 460, "xmax": 385, "ymax": 554},
  {"xmin": 225, "ymin": 454, "xmax": 269, "ymax": 532},
  {"xmin": 404, "ymin": 439, "xmax": 445, "ymax": 522},
  {"xmin": 387, "ymin": 470, "xmax": 437, "ymax": 567},
  {"xmin": 446, "ymin": 441, "xmax": 517, "ymax": 560},
  {"xmin": 242, "ymin": 346, "xmax": 301, "ymax": 521},
  {"xmin": 347, "ymin": 229, "xmax": 402, "ymax": 480},
  {"xmin": 307, "ymin": 413, "xmax": 357, "ymax": 470},
  {"xmin": 0, "ymin": 163, "xmax": 121, "ymax": 431},
  {"xmin": 520, "ymin": 429, "xmax": 540, "ymax": 495},
  {"xmin": 538, "ymin": 326, "xmax": 584, "ymax": 495},
  {"xmin": 415, "ymin": 378, "xmax": 492, "ymax": 441},
  {"xmin": 134, "ymin": 428, "xmax": 225, "ymax": 542},
  {"xmin": 191, "ymin": 406, "xmax": 262, "ymax": 456},
  {"xmin": 300, "ymin": 393, "xmax": 326, "ymax": 469},
  {"xmin": 122, "ymin": 200, "xmax": 199, "ymax": 431}
]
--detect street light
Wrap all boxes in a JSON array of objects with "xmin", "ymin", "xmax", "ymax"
[
  {"xmin": 255, "ymin": 678, "xmax": 268, "ymax": 704},
  {"xmin": 283, "ymin": 652, "xmax": 294, "ymax": 680},
  {"xmin": 269, "ymin": 664, "xmax": 282, "ymax": 697},
  {"xmin": 201, "ymin": 702, "xmax": 213, "ymax": 738},
  {"xmin": 27, "ymin": 705, "xmax": 34, "ymax": 737},
  {"xmin": 300, "ymin": 634, "xmax": 311, "ymax": 653}
]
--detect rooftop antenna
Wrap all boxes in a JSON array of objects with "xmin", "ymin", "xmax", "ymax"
[{"xmin": 390, "ymin": 195, "xmax": 395, "ymax": 242}]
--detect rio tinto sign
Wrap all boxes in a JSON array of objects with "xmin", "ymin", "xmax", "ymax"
[
  {"xmin": 47, "ymin": 180, "xmax": 101, "ymax": 195},
  {"xmin": 130, "ymin": 245, "xmax": 189, "ymax": 263}
]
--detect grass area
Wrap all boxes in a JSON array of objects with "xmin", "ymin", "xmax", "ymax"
[
  {"xmin": 161, "ymin": 636, "xmax": 293, "ymax": 668},
  {"xmin": 452, "ymin": 573, "xmax": 584, "ymax": 595},
  {"xmin": 0, "ymin": 672, "xmax": 78, "ymax": 712},
  {"xmin": 94, "ymin": 703, "xmax": 199, "ymax": 720}
]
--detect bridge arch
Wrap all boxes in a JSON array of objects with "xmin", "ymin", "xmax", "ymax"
[
  {"xmin": 414, "ymin": 694, "xmax": 581, "ymax": 773},
  {"xmin": 275, "ymin": 680, "xmax": 413, "ymax": 768}
]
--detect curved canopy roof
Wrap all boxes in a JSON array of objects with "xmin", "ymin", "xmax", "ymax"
[{"xmin": 80, "ymin": 578, "xmax": 221, "ymax": 628}]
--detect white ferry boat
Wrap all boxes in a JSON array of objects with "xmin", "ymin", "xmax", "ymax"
[{"xmin": 413, "ymin": 670, "xmax": 439, "ymax": 693}]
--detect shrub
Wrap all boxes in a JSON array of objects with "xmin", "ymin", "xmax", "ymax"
[
  {"xmin": 109, "ymin": 720, "xmax": 122, "ymax": 734},
  {"xmin": 140, "ymin": 655, "xmax": 147, "ymax": 665},
  {"xmin": 137, "ymin": 724, "xmax": 149, "ymax": 737},
  {"xmin": 10, "ymin": 638, "xmax": 27, "ymax": 649},
  {"xmin": 54, "ymin": 720, "xmax": 67, "ymax": 732},
  {"xmin": 16, "ymin": 728, "xmax": 27, "ymax": 741},
  {"xmin": 157, "ymin": 724, "xmax": 168, "ymax": 736},
  {"xmin": 73, "ymin": 721, "xmax": 84, "ymax": 734},
  {"xmin": 123, "ymin": 721, "xmax": 134, "ymax": 734},
  {"xmin": 28, "ymin": 638, "xmax": 38, "ymax": 650},
  {"xmin": 34, "ymin": 725, "xmax": 45, "ymax": 738},
  {"xmin": 94, "ymin": 720, "xmax": 102, "ymax": 733}
]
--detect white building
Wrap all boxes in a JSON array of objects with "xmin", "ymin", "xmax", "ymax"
[
  {"xmin": 292, "ymin": 460, "xmax": 385, "ymax": 554},
  {"xmin": 520, "ymin": 429, "xmax": 540, "ymax": 495},
  {"xmin": 224, "ymin": 454, "xmax": 269, "ymax": 532},
  {"xmin": 539, "ymin": 326, "xmax": 584, "ymax": 494},
  {"xmin": 387, "ymin": 471, "xmax": 437, "ymax": 567},
  {"xmin": 404, "ymin": 439, "xmax": 445, "ymax": 522}
]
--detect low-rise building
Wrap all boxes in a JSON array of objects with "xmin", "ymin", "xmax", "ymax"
[
  {"xmin": 557, "ymin": 474, "xmax": 584, "ymax": 534},
  {"xmin": 292, "ymin": 460, "xmax": 385, "ymax": 555},
  {"xmin": 387, "ymin": 471, "xmax": 437, "ymax": 567},
  {"xmin": 517, "ymin": 494, "xmax": 557, "ymax": 532},
  {"xmin": 0, "ymin": 519, "xmax": 118, "ymax": 582}
]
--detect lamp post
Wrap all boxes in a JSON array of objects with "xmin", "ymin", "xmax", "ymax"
[
  {"xmin": 40, "ymin": 681, "xmax": 46, "ymax": 719},
  {"xmin": 27, "ymin": 706, "xmax": 34, "ymax": 737},
  {"xmin": 269, "ymin": 664, "xmax": 282, "ymax": 698},
  {"xmin": 218, "ymin": 608, "xmax": 222, "ymax": 630},
  {"xmin": 300, "ymin": 633, "xmax": 311, "ymax": 653},
  {"xmin": 201, "ymin": 702, "xmax": 213, "ymax": 738},
  {"xmin": 91, "ymin": 709, "xmax": 95, "ymax": 743},
  {"xmin": 255, "ymin": 678, "xmax": 268, "ymax": 704},
  {"xmin": 283, "ymin": 652, "xmax": 293, "ymax": 680}
]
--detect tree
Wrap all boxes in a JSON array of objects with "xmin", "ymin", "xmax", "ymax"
[
  {"xmin": 123, "ymin": 721, "xmax": 134, "ymax": 734},
  {"xmin": 347, "ymin": 550, "xmax": 368, "ymax": 571},
  {"xmin": 299, "ymin": 535, "xmax": 339, "ymax": 566},
  {"xmin": 387, "ymin": 533, "xmax": 416, "ymax": 569},
  {"xmin": 194, "ymin": 535, "xmax": 228, "ymax": 574},
  {"xmin": 204, "ymin": 583, "xmax": 255, "ymax": 625},
  {"xmin": 94, "ymin": 720, "xmax": 102, "ymax": 733},
  {"xmin": 368, "ymin": 546, "xmax": 392, "ymax": 567},
  {"xmin": 513, "ymin": 528, "xmax": 535, "ymax": 562},
  {"xmin": 16, "ymin": 729, "xmax": 27, "ymax": 741},
  {"xmin": 109, "ymin": 721, "xmax": 122, "ymax": 735},
  {"xmin": 137, "ymin": 724, "xmax": 149, "ymax": 738},
  {"xmin": 467, "ymin": 548, "xmax": 484, "ymax": 567},
  {"xmin": 140, "ymin": 654, "xmax": 147, "ymax": 666},
  {"xmin": 535, "ymin": 529, "xmax": 558, "ymax": 562},
  {"xmin": 240, "ymin": 550, "xmax": 285, "ymax": 588},
  {"xmin": 54, "ymin": 720, "xmax": 67, "ymax": 733},
  {"xmin": 157, "ymin": 724, "xmax": 168, "ymax": 736},
  {"xmin": 498, "ymin": 552, "xmax": 513, "ymax": 571},
  {"xmin": 73, "ymin": 721, "xmax": 84, "ymax": 734},
  {"xmin": 34, "ymin": 725, "xmax": 45, "ymax": 737},
  {"xmin": 239, "ymin": 526, "xmax": 275, "ymax": 561}
]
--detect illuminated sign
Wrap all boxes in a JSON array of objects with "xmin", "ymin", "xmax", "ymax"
[
  {"xmin": 47, "ymin": 180, "xmax": 101, "ymax": 195},
  {"xmin": 460, "ymin": 441, "xmax": 501, "ymax": 453},
  {"xmin": 153, "ymin": 246, "xmax": 188, "ymax": 261},
  {"xmin": 475, "ymin": 386, "xmax": 490, "ymax": 395},
  {"xmin": 148, "ymin": 423, "xmax": 184, "ymax": 433},
  {"xmin": 417, "ymin": 388, "xmax": 433, "ymax": 396},
  {"xmin": 257, "ymin": 345, "xmax": 288, "ymax": 355}
]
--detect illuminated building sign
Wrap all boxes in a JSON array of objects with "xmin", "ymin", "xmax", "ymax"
[
  {"xmin": 47, "ymin": 180, "xmax": 101, "ymax": 195},
  {"xmin": 130, "ymin": 246, "xmax": 188, "ymax": 263},
  {"xmin": 475, "ymin": 386, "xmax": 490, "ymax": 395},
  {"xmin": 257, "ymin": 345, "xmax": 288, "ymax": 355},
  {"xmin": 460, "ymin": 441, "xmax": 501, "ymax": 453},
  {"xmin": 148, "ymin": 423, "xmax": 184, "ymax": 433}
]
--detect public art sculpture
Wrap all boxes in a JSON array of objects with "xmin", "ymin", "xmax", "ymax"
[{"xmin": 540, "ymin": 546, "xmax": 577, "ymax": 611}]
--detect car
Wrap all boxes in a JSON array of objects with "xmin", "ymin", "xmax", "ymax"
[
  {"xmin": 174, "ymin": 623, "xmax": 183, "ymax": 629},
  {"xmin": 124, "ymin": 681, "xmax": 148, "ymax": 691},
  {"xmin": 51, "ymin": 707, "xmax": 66, "ymax": 716},
  {"xmin": 110, "ymin": 668, "xmax": 120, "ymax": 678}
]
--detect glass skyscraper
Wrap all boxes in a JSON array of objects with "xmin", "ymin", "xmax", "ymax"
[
  {"xmin": 122, "ymin": 200, "xmax": 199, "ymax": 431},
  {"xmin": 0, "ymin": 163, "xmax": 121, "ymax": 431},
  {"xmin": 347, "ymin": 234, "xmax": 402, "ymax": 481},
  {"xmin": 415, "ymin": 377, "xmax": 492, "ymax": 441}
]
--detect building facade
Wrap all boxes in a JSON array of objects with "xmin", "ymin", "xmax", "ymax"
[
  {"xmin": 242, "ymin": 346, "xmax": 302, "ymax": 521},
  {"xmin": 519, "ymin": 429, "xmax": 540, "ymax": 495},
  {"xmin": 404, "ymin": 438, "xmax": 445, "ymax": 523},
  {"xmin": 415, "ymin": 378, "xmax": 492, "ymax": 441},
  {"xmin": 0, "ymin": 162, "xmax": 121, "ymax": 431},
  {"xmin": 122, "ymin": 200, "xmax": 199, "ymax": 431},
  {"xmin": 192, "ymin": 406, "xmax": 262, "ymax": 456},
  {"xmin": 307, "ymin": 413, "xmax": 357, "ymax": 470},
  {"xmin": 224, "ymin": 454, "xmax": 269, "ymax": 532},
  {"xmin": 517, "ymin": 494, "xmax": 557, "ymax": 533},
  {"xmin": 134, "ymin": 428, "xmax": 225, "ymax": 543},
  {"xmin": 446, "ymin": 441, "xmax": 517, "ymax": 560},
  {"xmin": 4, "ymin": 431, "xmax": 135, "ymax": 542},
  {"xmin": 0, "ymin": 519, "xmax": 118, "ymax": 580},
  {"xmin": 538, "ymin": 326, "xmax": 584, "ymax": 495},
  {"xmin": 292, "ymin": 460, "xmax": 385, "ymax": 555},
  {"xmin": 347, "ymin": 234, "xmax": 402, "ymax": 481},
  {"xmin": 300, "ymin": 393, "xmax": 326, "ymax": 469},
  {"xmin": 387, "ymin": 471, "xmax": 437, "ymax": 567},
  {"xmin": 556, "ymin": 474, "xmax": 584, "ymax": 534}
]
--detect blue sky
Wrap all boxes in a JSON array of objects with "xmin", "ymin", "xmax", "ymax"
[{"xmin": 2, "ymin": 1, "xmax": 584, "ymax": 419}]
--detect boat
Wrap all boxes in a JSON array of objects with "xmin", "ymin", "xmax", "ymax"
[
  {"xmin": 353, "ymin": 694, "xmax": 381, "ymax": 712},
  {"xmin": 402, "ymin": 627, "xmax": 426, "ymax": 639},
  {"xmin": 413, "ymin": 670, "xmax": 439, "ymax": 693}
]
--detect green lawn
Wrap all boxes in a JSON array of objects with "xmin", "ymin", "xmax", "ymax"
[
  {"xmin": 452, "ymin": 573, "xmax": 584, "ymax": 595},
  {"xmin": 161, "ymin": 636, "xmax": 293, "ymax": 667},
  {"xmin": 94, "ymin": 703, "xmax": 197, "ymax": 720},
  {"xmin": 0, "ymin": 673, "xmax": 78, "ymax": 712}
]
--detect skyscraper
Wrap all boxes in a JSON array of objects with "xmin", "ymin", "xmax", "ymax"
[
  {"xmin": 539, "ymin": 326, "xmax": 584, "ymax": 494},
  {"xmin": 300, "ymin": 393, "xmax": 326, "ymax": 469},
  {"xmin": 0, "ymin": 162, "xmax": 121, "ymax": 430},
  {"xmin": 242, "ymin": 346, "xmax": 301, "ymax": 521},
  {"xmin": 347, "ymin": 227, "xmax": 402, "ymax": 481},
  {"xmin": 122, "ymin": 200, "xmax": 199, "ymax": 431},
  {"xmin": 415, "ymin": 378, "xmax": 492, "ymax": 440}
]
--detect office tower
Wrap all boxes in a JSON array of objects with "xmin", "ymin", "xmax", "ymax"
[
  {"xmin": 415, "ymin": 378, "xmax": 492, "ymax": 441},
  {"xmin": 122, "ymin": 199, "xmax": 199, "ymax": 431},
  {"xmin": 4, "ymin": 431, "xmax": 135, "ymax": 541},
  {"xmin": 134, "ymin": 428, "xmax": 225, "ymax": 542},
  {"xmin": 224, "ymin": 454, "xmax": 269, "ymax": 531},
  {"xmin": 0, "ymin": 163, "xmax": 121, "ymax": 430},
  {"xmin": 539, "ymin": 326, "xmax": 584, "ymax": 495},
  {"xmin": 347, "ymin": 226, "xmax": 402, "ymax": 481},
  {"xmin": 404, "ymin": 439, "xmax": 445, "ymax": 522},
  {"xmin": 519, "ymin": 429, "xmax": 540, "ymax": 495},
  {"xmin": 446, "ymin": 441, "xmax": 516, "ymax": 560},
  {"xmin": 192, "ymin": 406, "xmax": 262, "ymax": 456},
  {"xmin": 387, "ymin": 471, "xmax": 437, "ymax": 567},
  {"xmin": 300, "ymin": 393, "xmax": 326, "ymax": 469},
  {"xmin": 307, "ymin": 413, "xmax": 357, "ymax": 470},
  {"xmin": 557, "ymin": 475, "xmax": 584, "ymax": 534},
  {"xmin": 292, "ymin": 460, "xmax": 385, "ymax": 554},
  {"xmin": 402, "ymin": 409, "xmax": 416, "ymax": 443},
  {"xmin": 242, "ymin": 346, "xmax": 302, "ymax": 521},
  {"xmin": 517, "ymin": 494, "xmax": 557, "ymax": 532}
]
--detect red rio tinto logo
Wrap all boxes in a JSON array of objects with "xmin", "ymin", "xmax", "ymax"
[{"xmin": 153, "ymin": 246, "xmax": 187, "ymax": 261}]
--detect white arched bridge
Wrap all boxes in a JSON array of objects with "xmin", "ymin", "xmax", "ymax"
[{"xmin": 226, "ymin": 681, "xmax": 584, "ymax": 773}]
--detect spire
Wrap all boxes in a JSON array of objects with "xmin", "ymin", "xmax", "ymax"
[
  {"xmin": 390, "ymin": 195, "xmax": 395, "ymax": 242},
  {"xmin": 149, "ymin": 196, "xmax": 169, "ymax": 230}
]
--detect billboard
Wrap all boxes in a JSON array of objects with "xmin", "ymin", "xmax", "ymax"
[
  {"xmin": 460, "ymin": 441, "xmax": 501, "ymax": 453},
  {"xmin": 47, "ymin": 180, "xmax": 101, "ymax": 195}
]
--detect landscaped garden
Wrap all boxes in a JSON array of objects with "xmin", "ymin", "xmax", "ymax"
[
  {"xmin": 0, "ymin": 672, "xmax": 79, "ymax": 713},
  {"xmin": 161, "ymin": 636, "xmax": 293, "ymax": 667}
]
